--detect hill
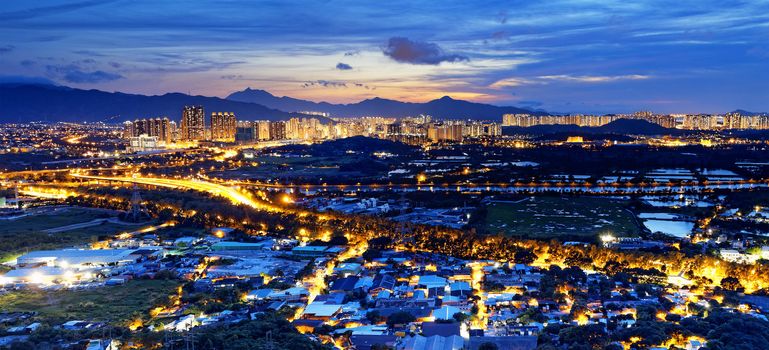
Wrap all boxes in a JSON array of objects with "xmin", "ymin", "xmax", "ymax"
[
  {"xmin": 0, "ymin": 83, "xmax": 309, "ymax": 123},
  {"xmin": 273, "ymin": 136, "xmax": 417, "ymax": 157},
  {"xmin": 503, "ymin": 118, "xmax": 677, "ymax": 136},
  {"xmin": 226, "ymin": 88, "xmax": 545, "ymax": 120},
  {"xmin": 730, "ymin": 109, "xmax": 768, "ymax": 116}
]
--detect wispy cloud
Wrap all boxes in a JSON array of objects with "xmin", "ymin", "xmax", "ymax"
[
  {"xmin": 0, "ymin": 0, "xmax": 118, "ymax": 21},
  {"xmin": 301, "ymin": 80, "xmax": 347, "ymax": 88},
  {"xmin": 490, "ymin": 74, "xmax": 649, "ymax": 89},
  {"xmin": 46, "ymin": 64, "xmax": 123, "ymax": 83},
  {"xmin": 538, "ymin": 74, "xmax": 651, "ymax": 83}
]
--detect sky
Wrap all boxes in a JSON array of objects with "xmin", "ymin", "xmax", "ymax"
[{"xmin": 0, "ymin": 0, "xmax": 768, "ymax": 114}]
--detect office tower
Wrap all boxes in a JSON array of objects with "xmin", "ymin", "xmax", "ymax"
[
  {"xmin": 210, "ymin": 112, "xmax": 237, "ymax": 141},
  {"xmin": 181, "ymin": 106, "xmax": 206, "ymax": 141}
]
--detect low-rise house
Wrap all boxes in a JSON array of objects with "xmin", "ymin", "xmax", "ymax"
[{"xmin": 398, "ymin": 335, "xmax": 464, "ymax": 350}]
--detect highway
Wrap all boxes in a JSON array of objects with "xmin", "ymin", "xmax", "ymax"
[{"xmin": 71, "ymin": 174, "xmax": 284, "ymax": 212}]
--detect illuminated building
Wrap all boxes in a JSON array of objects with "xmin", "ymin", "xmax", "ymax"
[
  {"xmin": 257, "ymin": 121, "xmax": 271, "ymax": 140},
  {"xmin": 565, "ymin": 136, "xmax": 584, "ymax": 143},
  {"xmin": 210, "ymin": 112, "xmax": 237, "ymax": 142},
  {"xmin": 127, "ymin": 134, "xmax": 161, "ymax": 152},
  {"xmin": 427, "ymin": 123, "xmax": 463, "ymax": 142},
  {"xmin": 235, "ymin": 121, "xmax": 256, "ymax": 143},
  {"xmin": 269, "ymin": 121, "xmax": 287, "ymax": 140},
  {"xmin": 286, "ymin": 117, "xmax": 301, "ymax": 139},
  {"xmin": 123, "ymin": 117, "xmax": 171, "ymax": 144},
  {"xmin": 181, "ymin": 105, "xmax": 206, "ymax": 141}
]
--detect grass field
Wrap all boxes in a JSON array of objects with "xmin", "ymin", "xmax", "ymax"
[
  {"xmin": 0, "ymin": 207, "xmax": 141, "ymax": 263},
  {"xmin": 483, "ymin": 196, "xmax": 640, "ymax": 240},
  {"xmin": 0, "ymin": 279, "xmax": 179, "ymax": 325},
  {"xmin": 214, "ymin": 155, "xmax": 381, "ymax": 180}
]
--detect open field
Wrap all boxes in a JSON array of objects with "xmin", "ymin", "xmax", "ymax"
[
  {"xmin": 0, "ymin": 207, "xmax": 144, "ymax": 263},
  {"xmin": 0, "ymin": 279, "xmax": 179, "ymax": 325},
  {"xmin": 482, "ymin": 196, "xmax": 640, "ymax": 240},
  {"xmin": 214, "ymin": 155, "xmax": 389, "ymax": 181}
]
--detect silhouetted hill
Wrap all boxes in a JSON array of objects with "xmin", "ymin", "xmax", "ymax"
[
  {"xmin": 273, "ymin": 136, "xmax": 417, "ymax": 157},
  {"xmin": 0, "ymin": 83, "xmax": 310, "ymax": 123},
  {"xmin": 730, "ymin": 109, "xmax": 768, "ymax": 116},
  {"xmin": 227, "ymin": 88, "xmax": 546, "ymax": 120},
  {"xmin": 503, "ymin": 118, "xmax": 677, "ymax": 136}
]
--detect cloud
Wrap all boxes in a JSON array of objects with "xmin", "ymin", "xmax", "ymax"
[
  {"xmin": 221, "ymin": 74, "xmax": 245, "ymax": 80},
  {"xmin": 489, "ymin": 77, "xmax": 538, "ymax": 89},
  {"xmin": 382, "ymin": 37, "xmax": 469, "ymax": 65},
  {"xmin": 0, "ymin": 0, "xmax": 118, "ymax": 21},
  {"xmin": 0, "ymin": 45, "xmax": 14, "ymax": 54},
  {"xmin": 490, "ymin": 74, "xmax": 650, "ymax": 89},
  {"xmin": 335, "ymin": 62, "xmax": 353, "ymax": 70},
  {"xmin": 46, "ymin": 64, "xmax": 123, "ymax": 83},
  {"xmin": 20, "ymin": 60, "xmax": 36, "ymax": 67},
  {"xmin": 490, "ymin": 31, "xmax": 508, "ymax": 40},
  {"xmin": 302, "ymin": 80, "xmax": 347, "ymax": 88},
  {"xmin": 301, "ymin": 80, "xmax": 374, "ymax": 89},
  {"xmin": 517, "ymin": 100, "xmax": 544, "ymax": 108},
  {"xmin": 496, "ymin": 10, "xmax": 509, "ymax": 24},
  {"xmin": 538, "ymin": 74, "xmax": 650, "ymax": 83}
]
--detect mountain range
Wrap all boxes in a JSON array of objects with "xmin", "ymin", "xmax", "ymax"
[
  {"xmin": 0, "ymin": 83, "xmax": 301, "ymax": 123},
  {"xmin": 226, "ymin": 88, "xmax": 545, "ymax": 120},
  {"xmin": 0, "ymin": 82, "xmax": 760, "ymax": 124}
]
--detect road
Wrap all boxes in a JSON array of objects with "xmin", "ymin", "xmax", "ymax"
[{"xmin": 71, "ymin": 174, "xmax": 284, "ymax": 212}]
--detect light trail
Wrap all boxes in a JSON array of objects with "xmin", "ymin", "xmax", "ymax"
[{"xmin": 71, "ymin": 173, "xmax": 285, "ymax": 212}]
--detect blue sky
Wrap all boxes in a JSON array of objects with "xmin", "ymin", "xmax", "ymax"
[{"xmin": 0, "ymin": 0, "xmax": 768, "ymax": 114}]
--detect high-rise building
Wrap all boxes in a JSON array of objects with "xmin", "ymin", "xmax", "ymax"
[
  {"xmin": 181, "ymin": 106, "xmax": 206, "ymax": 141},
  {"xmin": 210, "ymin": 112, "xmax": 237, "ymax": 141},
  {"xmin": 286, "ymin": 117, "xmax": 301, "ymax": 139},
  {"xmin": 257, "ymin": 121, "xmax": 271, "ymax": 140},
  {"xmin": 123, "ymin": 117, "xmax": 171, "ymax": 144},
  {"xmin": 235, "ymin": 121, "xmax": 256, "ymax": 143},
  {"xmin": 269, "ymin": 121, "xmax": 287, "ymax": 140}
]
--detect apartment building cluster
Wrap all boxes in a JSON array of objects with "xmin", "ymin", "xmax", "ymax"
[
  {"xmin": 502, "ymin": 111, "xmax": 769, "ymax": 130},
  {"xmin": 122, "ymin": 106, "xmax": 238, "ymax": 151}
]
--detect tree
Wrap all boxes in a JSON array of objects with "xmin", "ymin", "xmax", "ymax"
[
  {"xmin": 478, "ymin": 342, "xmax": 498, "ymax": 350},
  {"xmin": 386, "ymin": 311, "xmax": 416, "ymax": 327},
  {"xmin": 453, "ymin": 312, "xmax": 470, "ymax": 323},
  {"xmin": 720, "ymin": 276, "xmax": 744, "ymax": 292},
  {"xmin": 514, "ymin": 250, "xmax": 537, "ymax": 265},
  {"xmin": 559, "ymin": 324, "xmax": 607, "ymax": 349},
  {"xmin": 366, "ymin": 310, "xmax": 382, "ymax": 324}
]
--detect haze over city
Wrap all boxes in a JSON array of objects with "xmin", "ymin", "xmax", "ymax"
[{"xmin": 1, "ymin": 0, "xmax": 768, "ymax": 114}]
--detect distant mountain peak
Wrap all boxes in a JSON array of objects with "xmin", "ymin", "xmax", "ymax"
[
  {"xmin": 0, "ymin": 83, "xmax": 304, "ymax": 123},
  {"xmin": 226, "ymin": 88, "xmax": 545, "ymax": 120}
]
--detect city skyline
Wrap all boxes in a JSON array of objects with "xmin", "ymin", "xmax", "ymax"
[{"xmin": 0, "ymin": 1, "xmax": 768, "ymax": 114}]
